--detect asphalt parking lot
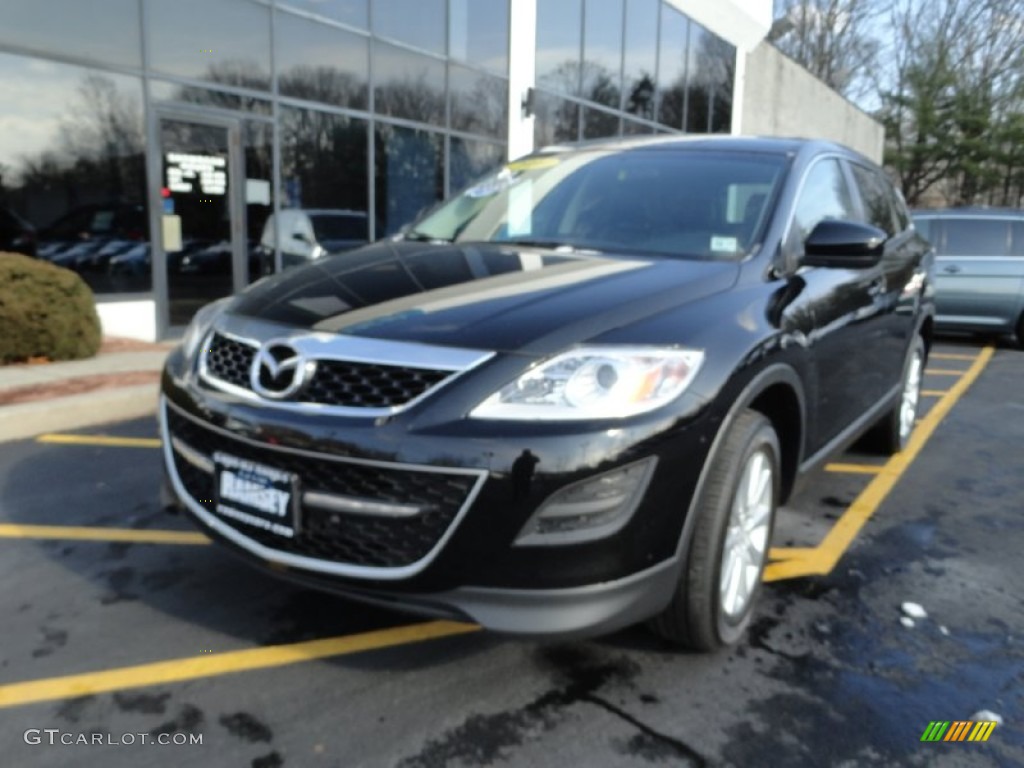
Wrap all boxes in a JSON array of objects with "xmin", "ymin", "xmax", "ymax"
[{"xmin": 0, "ymin": 339, "xmax": 1021, "ymax": 768}]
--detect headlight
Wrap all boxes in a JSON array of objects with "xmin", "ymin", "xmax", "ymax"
[
  {"xmin": 181, "ymin": 297, "xmax": 230, "ymax": 360},
  {"xmin": 470, "ymin": 346, "xmax": 704, "ymax": 421}
]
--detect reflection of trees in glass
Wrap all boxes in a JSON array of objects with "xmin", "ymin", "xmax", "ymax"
[
  {"xmin": 687, "ymin": 32, "xmax": 735, "ymax": 134},
  {"xmin": 450, "ymin": 139, "xmax": 504, "ymax": 192},
  {"xmin": 540, "ymin": 60, "xmax": 621, "ymax": 109},
  {"xmin": 375, "ymin": 73, "xmax": 446, "ymax": 126},
  {"xmin": 280, "ymin": 107, "xmax": 368, "ymax": 214},
  {"xmin": 625, "ymin": 73, "xmax": 655, "ymax": 121},
  {"xmin": 534, "ymin": 92, "xmax": 580, "ymax": 146},
  {"xmin": 279, "ymin": 65, "xmax": 368, "ymax": 111},
  {"xmin": 10, "ymin": 73, "xmax": 145, "ymax": 224},
  {"xmin": 374, "ymin": 126, "xmax": 442, "ymax": 236},
  {"xmin": 166, "ymin": 62, "xmax": 272, "ymax": 113},
  {"xmin": 450, "ymin": 72, "xmax": 507, "ymax": 138}
]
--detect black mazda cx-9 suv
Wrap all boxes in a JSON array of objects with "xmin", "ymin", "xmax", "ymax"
[{"xmin": 160, "ymin": 137, "xmax": 934, "ymax": 650}]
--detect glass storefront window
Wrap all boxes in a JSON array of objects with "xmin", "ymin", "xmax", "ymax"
[
  {"xmin": 277, "ymin": 107, "xmax": 369, "ymax": 268},
  {"xmin": 582, "ymin": 0, "xmax": 623, "ymax": 109},
  {"xmin": 623, "ymin": 0, "xmax": 658, "ymax": 121},
  {"xmin": 657, "ymin": 4, "xmax": 688, "ymax": 130},
  {"xmin": 0, "ymin": 0, "xmax": 142, "ymax": 69},
  {"xmin": 533, "ymin": 91, "xmax": 580, "ymax": 147},
  {"xmin": 536, "ymin": 0, "xmax": 583, "ymax": 97},
  {"xmin": 0, "ymin": 53, "xmax": 148, "ymax": 294},
  {"xmin": 375, "ymin": 125, "xmax": 443, "ymax": 236},
  {"xmin": 685, "ymin": 23, "xmax": 712, "ymax": 133},
  {"xmin": 449, "ymin": 138, "xmax": 505, "ymax": 194},
  {"xmin": 371, "ymin": 0, "xmax": 446, "ymax": 55},
  {"xmin": 449, "ymin": 0, "xmax": 509, "ymax": 75},
  {"xmin": 708, "ymin": 37, "xmax": 736, "ymax": 133},
  {"xmin": 278, "ymin": 0, "xmax": 368, "ymax": 30},
  {"xmin": 449, "ymin": 66, "xmax": 508, "ymax": 140},
  {"xmin": 147, "ymin": 0, "xmax": 271, "ymax": 90},
  {"xmin": 373, "ymin": 41, "xmax": 446, "ymax": 126},
  {"xmin": 582, "ymin": 106, "xmax": 620, "ymax": 140},
  {"xmin": 243, "ymin": 120, "xmax": 274, "ymax": 281},
  {"xmin": 276, "ymin": 10, "xmax": 369, "ymax": 110},
  {"xmin": 149, "ymin": 81, "xmax": 273, "ymax": 116}
]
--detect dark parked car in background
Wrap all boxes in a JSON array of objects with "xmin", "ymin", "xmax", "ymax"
[
  {"xmin": 912, "ymin": 208, "xmax": 1024, "ymax": 346},
  {"xmin": 0, "ymin": 205, "xmax": 36, "ymax": 256},
  {"xmin": 161, "ymin": 137, "xmax": 934, "ymax": 650}
]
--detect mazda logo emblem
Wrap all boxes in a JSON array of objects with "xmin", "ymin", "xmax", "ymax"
[{"xmin": 251, "ymin": 341, "xmax": 313, "ymax": 400}]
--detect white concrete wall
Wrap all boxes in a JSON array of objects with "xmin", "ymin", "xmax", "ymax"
[
  {"xmin": 740, "ymin": 42, "xmax": 884, "ymax": 162},
  {"xmin": 96, "ymin": 300, "xmax": 158, "ymax": 342},
  {"xmin": 667, "ymin": 0, "xmax": 772, "ymax": 51}
]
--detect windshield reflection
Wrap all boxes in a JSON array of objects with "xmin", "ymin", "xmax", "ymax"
[{"xmin": 407, "ymin": 148, "xmax": 787, "ymax": 260}]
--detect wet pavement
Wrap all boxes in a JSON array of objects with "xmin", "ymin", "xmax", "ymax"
[{"xmin": 0, "ymin": 339, "xmax": 1021, "ymax": 767}]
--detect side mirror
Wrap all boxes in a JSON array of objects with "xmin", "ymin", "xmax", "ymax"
[{"xmin": 803, "ymin": 220, "xmax": 887, "ymax": 268}]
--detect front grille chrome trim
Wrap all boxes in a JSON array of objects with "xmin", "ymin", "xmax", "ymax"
[
  {"xmin": 170, "ymin": 436, "xmax": 215, "ymax": 474},
  {"xmin": 160, "ymin": 396, "xmax": 488, "ymax": 581},
  {"xmin": 196, "ymin": 318, "xmax": 494, "ymax": 418},
  {"xmin": 302, "ymin": 491, "xmax": 423, "ymax": 519}
]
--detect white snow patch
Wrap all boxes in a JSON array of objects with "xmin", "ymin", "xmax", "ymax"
[
  {"xmin": 900, "ymin": 616, "xmax": 915, "ymax": 629},
  {"xmin": 939, "ymin": 625, "xmax": 950, "ymax": 636},
  {"xmin": 901, "ymin": 602, "xmax": 927, "ymax": 620}
]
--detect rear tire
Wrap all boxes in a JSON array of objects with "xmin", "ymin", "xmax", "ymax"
[
  {"xmin": 651, "ymin": 409, "xmax": 780, "ymax": 651},
  {"xmin": 868, "ymin": 335, "xmax": 925, "ymax": 455}
]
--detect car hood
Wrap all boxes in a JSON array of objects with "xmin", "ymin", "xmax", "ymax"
[{"xmin": 231, "ymin": 241, "xmax": 739, "ymax": 355}]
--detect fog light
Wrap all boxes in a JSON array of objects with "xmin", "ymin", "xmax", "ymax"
[{"xmin": 514, "ymin": 457, "xmax": 658, "ymax": 546}]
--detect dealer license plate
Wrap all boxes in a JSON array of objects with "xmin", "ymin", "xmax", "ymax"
[{"xmin": 213, "ymin": 452, "xmax": 298, "ymax": 539}]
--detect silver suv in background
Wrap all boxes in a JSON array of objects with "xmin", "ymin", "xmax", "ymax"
[
  {"xmin": 259, "ymin": 209, "xmax": 369, "ymax": 269},
  {"xmin": 912, "ymin": 208, "xmax": 1024, "ymax": 346}
]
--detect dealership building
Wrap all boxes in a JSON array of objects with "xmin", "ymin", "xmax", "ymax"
[{"xmin": 0, "ymin": 0, "xmax": 882, "ymax": 340}]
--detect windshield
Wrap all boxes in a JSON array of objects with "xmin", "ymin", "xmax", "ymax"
[
  {"xmin": 408, "ymin": 149, "xmax": 788, "ymax": 259},
  {"xmin": 311, "ymin": 214, "xmax": 367, "ymax": 241}
]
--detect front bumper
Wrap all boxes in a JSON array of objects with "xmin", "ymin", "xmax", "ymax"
[{"xmin": 160, "ymin": 346, "xmax": 717, "ymax": 637}]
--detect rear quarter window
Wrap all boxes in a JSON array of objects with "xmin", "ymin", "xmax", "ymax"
[{"xmin": 941, "ymin": 219, "xmax": 1011, "ymax": 257}]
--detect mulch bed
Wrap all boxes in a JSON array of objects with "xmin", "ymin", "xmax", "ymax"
[{"xmin": 0, "ymin": 371, "xmax": 161, "ymax": 406}]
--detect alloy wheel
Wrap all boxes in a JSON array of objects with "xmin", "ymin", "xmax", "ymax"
[{"xmin": 719, "ymin": 447, "xmax": 774, "ymax": 620}]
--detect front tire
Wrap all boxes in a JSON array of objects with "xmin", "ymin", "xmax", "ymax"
[
  {"xmin": 651, "ymin": 409, "xmax": 780, "ymax": 651},
  {"xmin": 869, "ymin": 335, "xmax": 925, "ymax": 454}
]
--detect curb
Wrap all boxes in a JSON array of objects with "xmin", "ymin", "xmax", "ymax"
[{"xmin": 0, "ymin": 384, "xmax": 159, "ymax": 444}]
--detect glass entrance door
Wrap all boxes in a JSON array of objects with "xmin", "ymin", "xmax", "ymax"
[{"xmin": 158, "ymin": 116, "xmax": 243, "ymax": 327}]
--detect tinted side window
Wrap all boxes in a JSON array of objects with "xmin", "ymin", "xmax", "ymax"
[
  {"xmin": 913, "ymin": 217, "xmax": 933, "ymax": 241},
  {"xmin": 791, "ymin": 159, "xmax": 859, "ymax": 245},
  {"xmin": 850, "ymin": 163, "xmax": 896, "ymax": 236},
  {"xmin": 1012, "ymin": 222, "xmax": 1024, "ymax": 256},
  {"xmin": 942, "ymin": 219, "xmax": 1011, "ymax": 257}
]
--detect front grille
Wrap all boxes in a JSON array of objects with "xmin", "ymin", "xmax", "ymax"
[
  {"xmin": 203, "ymin": 332, "xmax": 453, "ymax": 409},
  {"xmin": 304, "ymin": 360, "xmax": 450, "ymax": 408},
  {"xmin": 166, "ymin": 407, "xmax": 478, "ymax": 569},
  {"xmin": 205, "ymin": 333, "xmax": 256, "ymax": 390}
]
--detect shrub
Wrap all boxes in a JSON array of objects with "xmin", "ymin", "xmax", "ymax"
[{"xmin": 0, "ymin": 251, "xmax": 102, "ymax": 364}]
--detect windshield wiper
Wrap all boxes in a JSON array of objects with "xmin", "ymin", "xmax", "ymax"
[{"xmin": 496, "ymin": 238, "xmax": 601, "ymax": 253}]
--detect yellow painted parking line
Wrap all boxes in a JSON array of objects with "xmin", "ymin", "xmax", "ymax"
[
  {"xmin": 768, "ymin": 547, "xmax": 819, "ymax": 561},
  {"xmin": 921, "ymin": 390, "xmax": 949, "ymax": 397},
  {"xmin": 0, "ymin": 524, "xmax": 209, "ymax": 546},
  {"xmin": 764, "ymin": 345, "xmax": 994, "ymax": 582},
  {"xmin": 0, "ymin": 620, "xmax": 479, "ymax": 709},
  {"xmin": 36, "ymin": 434, "xmax": 161, "ymax": 448},
  {"xmin": 924, "ymin": 368, "xmax": 967, "ymax": 376},
  {"xmin": 930, "ymin": 352, "xmax": 979, "ymax": 361},
  {"xmin": 825, "ymin": 463, "xmax": 883, "ymax": 475}
]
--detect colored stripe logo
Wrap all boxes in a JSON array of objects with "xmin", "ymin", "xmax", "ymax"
[{"xmin": 920, "ymin": 721, "xmax": 998, "ymax": 742}]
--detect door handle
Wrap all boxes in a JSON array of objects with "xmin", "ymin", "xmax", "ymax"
[{"xmin": 942, "ymin": 264, "xmax": 962, "ymax": 274}]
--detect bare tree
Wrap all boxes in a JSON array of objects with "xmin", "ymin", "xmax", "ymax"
[{"xmin": 770, "ymin": 0, "xmax": 882, "ymax": 100}]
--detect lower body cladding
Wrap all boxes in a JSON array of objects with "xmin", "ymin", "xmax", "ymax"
[{"xmin": 159, "ymin": 395, "xmax": 714, "ymax": 639}]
